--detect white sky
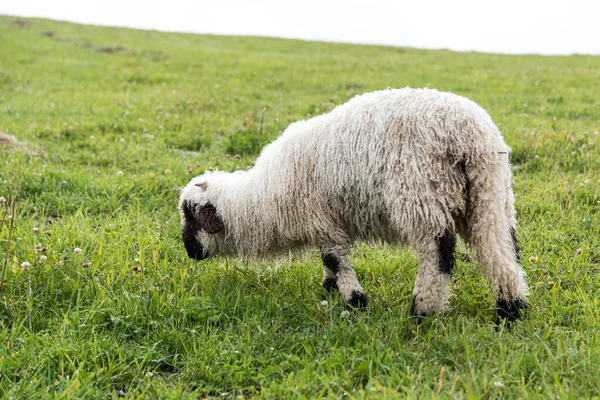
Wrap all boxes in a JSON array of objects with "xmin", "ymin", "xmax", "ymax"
[{"xmin": 2, "ymin": 0, "xmax": 599, "ymax": 55}]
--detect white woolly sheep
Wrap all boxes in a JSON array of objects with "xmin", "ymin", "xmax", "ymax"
[{"xmin": 179, "ymin": 88, "xmax": 528, "ymax": 321}]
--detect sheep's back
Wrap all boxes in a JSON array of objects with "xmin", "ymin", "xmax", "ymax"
[{"xmin": 254, "ymin": 88, "xmax": 509, "ymax": 244}]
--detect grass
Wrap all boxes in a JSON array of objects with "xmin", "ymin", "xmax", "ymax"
[{"xmin": 1, "ymin": 15, "xmax": 600, "ymax": 398}]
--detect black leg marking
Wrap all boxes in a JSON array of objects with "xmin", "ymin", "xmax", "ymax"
[
  {"xmin": 437, "ymin": 229, "xmax": 456, "ymax": 275},
  {"xmin": 321, "ymin": 252, "xmax": 367, "ymax": 308},
  {"xmin": 348, "ymin": 290, "xmax": 368, "ymax": 309},
  {"xmin": 510, "ymin": 226, "xmax": 521, "ymax": 263},
  {"xmin": 321, "ymin": 252, "xmax": 340, "ymax": 293},
  {"xmin": 496, "ymin": 298, "xmax": 528, "ymax": 323},
  {"xmin": 321, "ymin": 253, "xmax": 340, "ymax": 274},
  {"xmin": 322, "ymin": 277, "xmax": 338, "ymax": 293}
]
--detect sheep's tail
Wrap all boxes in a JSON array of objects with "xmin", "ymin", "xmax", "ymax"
[{"xmin": 463, "ymin": 150, "xmax": 527, "ymax": 303}]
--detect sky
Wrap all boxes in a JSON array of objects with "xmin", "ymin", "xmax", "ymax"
[{"xmin": 2, "ymin": 0, "xmax": 599, "ymax": 55}]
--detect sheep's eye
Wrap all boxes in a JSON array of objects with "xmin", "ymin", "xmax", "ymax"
[{"xmin": 198, "ymin": 203, "xmax": 224, "ymax": 234}]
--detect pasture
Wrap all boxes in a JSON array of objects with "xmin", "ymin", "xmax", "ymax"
[{"xmin": 1, "ymin": 15, "xmax": 600, "ymax": 398}]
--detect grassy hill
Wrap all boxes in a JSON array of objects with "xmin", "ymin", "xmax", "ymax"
[{"xmin": 1, "ymin": 15, "xmax": 600, "ymax": 398}]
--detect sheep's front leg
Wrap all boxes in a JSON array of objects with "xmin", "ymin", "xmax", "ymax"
[
  {"xmin": 320, "ymin": 250, "xmax": 368, "ymax": 308},
  {"xmin": 321, "ymin": 262, "xmax": 338, "ymax": 293},
  {"xmin": 410, "ymin": 230, "xmax": 455, "ymax": 317}
]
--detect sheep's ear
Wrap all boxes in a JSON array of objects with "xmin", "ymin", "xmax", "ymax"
[
  {"xmin": 198, "ymin": 203, "xmax": 224, "ymax": 234},
  {"xmin": 195, "ymin": 181, "xmax": 208, "ymax": 190}
]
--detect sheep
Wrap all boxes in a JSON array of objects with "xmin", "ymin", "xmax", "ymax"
[{"xmin": 179, "ymin": 88, "xmax": 528, "ymax": 322}]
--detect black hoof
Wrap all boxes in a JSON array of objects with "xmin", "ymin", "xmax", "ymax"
[
  {"xmin": 322, "ymin": 277, "xmax": 338, "ymax": 293},
  {"xmin": 409, "ymin": 295, "xmax": 428, "ymax": 319},
  {"xmin": 496, "ymin": 298, "xmax": 528, "ymax": 323},
  {"xmin": 347, "ymin": 290, "xmax": 368, "ymax": 309}
]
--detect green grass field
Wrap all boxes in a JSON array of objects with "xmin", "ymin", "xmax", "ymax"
[{"xmin": 1, "ymin": 15, "xmax": 600, "ymax": 398}]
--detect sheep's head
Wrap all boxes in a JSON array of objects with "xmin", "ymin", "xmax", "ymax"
[{"xmin": 179, "ymin": 177, "xmax": 224, "ymax": 260}]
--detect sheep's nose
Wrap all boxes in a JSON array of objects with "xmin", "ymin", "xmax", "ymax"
[{"xmin": 182, "ymin": 228, "xmax": 208, "ymax": 260}]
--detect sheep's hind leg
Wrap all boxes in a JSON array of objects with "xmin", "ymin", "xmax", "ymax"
[
  {"xmin": 410, "ymin": 230, "xmax": 455, "ymax": 317},
  {"xmin": 471, "ymin": 224, "xmax": 528, "ymax": 323},
  {"xmin": 320, "ymin": 250, "xmax": 368, "ymax": 308}
]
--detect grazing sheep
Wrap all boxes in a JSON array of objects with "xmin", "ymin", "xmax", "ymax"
[{"xmin": 179, "ymin": 88, "xmax": 528, "ymax": 321}]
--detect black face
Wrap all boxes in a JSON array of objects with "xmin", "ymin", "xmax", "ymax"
[
  {"xmin": 180, "ymin": 200, "xmax": 224, "ymax": 260},
  {"xmin": 181, "ymin": 202, "xmax": 208, "ymax": 260},
  {"xmin": 182, "ymin": 221, "xmax": 207, "ymax": 260}
]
